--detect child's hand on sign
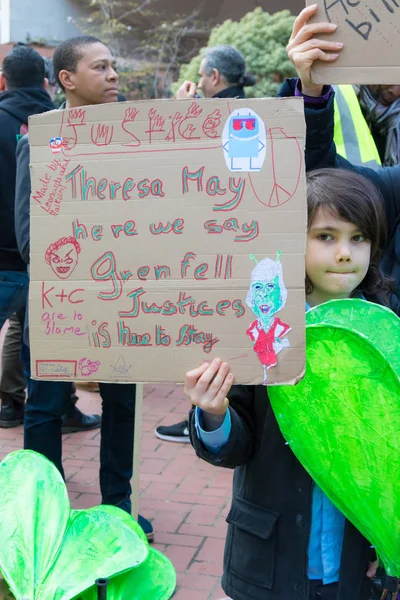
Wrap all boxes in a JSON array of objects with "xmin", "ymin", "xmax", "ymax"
[
  {"xmin": 286, "ymin": 4, "xmax": 344, "ymax": 97},
  {"xmin": 185, "ymin": 359, "xmax": 234, "ymax": 429}
]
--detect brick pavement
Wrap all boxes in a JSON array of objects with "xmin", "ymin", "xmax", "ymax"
[{"xmin": 0, "ymin": 379, "xmax": 232, "ymax": 599}]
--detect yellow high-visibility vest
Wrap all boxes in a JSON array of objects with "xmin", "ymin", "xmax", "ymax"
[{"xmin": 333, "ymin": 85, "xmax": 381, "ymax": 170}]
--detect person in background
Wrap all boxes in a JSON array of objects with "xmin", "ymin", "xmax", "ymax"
[
  {"xmin": 176, "ymin": 44, "xmax": 256, "ymax": 100},
  {"xmin": 0, "ymin": 45, "xmax": 50, "ymax": 335},
  {"xmin": 0, "ymin": 312, "xmax": 26, "ymax": 427},
  {"xmin": 332, "ymin": 83, "xmax": 400, "ymax": 169},
  {"xmin": 356, "ymin": 84, "xmax": 400, "ymax": 166},
  {"xmin": 0, "ymin": 48, "xmax": 100, "ymax": 431},
  {"xmin": 43, "ymin": 56, "xmax": 60, "ymax": 101},
  {"xmin": 156, "ymin": 45, "xmax": 256, "ymax": 445},
  {"xmin": 15, "ymin": 36, "xmax": 153, "ymax": 541},
  {"xmin": 332, "ymin": 84, "xmax": 381, "ymax": 169},
  {"xmin": 0, "ymin": 311, "xmax": 98, "ymax": 431}
]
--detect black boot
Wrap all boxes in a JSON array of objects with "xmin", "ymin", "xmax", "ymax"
[
  {"xmin": 0, "ymin": 394, "xmax": 24, "ymax": 428},
  {"xmin": 61, "ymin": 404, "xmax": 101, "ymax": 433}
]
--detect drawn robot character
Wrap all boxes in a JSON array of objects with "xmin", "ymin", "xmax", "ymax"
[
  {"xmin": 246, "ymin": 252, "xmax": 291, "ymax": 384},
  {"xmin": 222, "ymin": 108, "xmax": 266, "ymax": 172},
  {"xmin": 45, "ymin": 236, "xmax": 81, "ymax": 280}
]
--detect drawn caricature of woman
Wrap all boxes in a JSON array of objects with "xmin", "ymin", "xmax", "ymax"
[{"xmin": 246, "ymin": 252, "xmax": 291, "ymax": 383}]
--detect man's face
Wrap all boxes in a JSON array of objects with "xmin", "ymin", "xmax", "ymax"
[
  {"xmin": 368, "ymin": 85, "xmax": 400, "ymax": 107},
  {"xmin": 49, "ymin": 242, "xmax": 79, "ymax": 279},
  {"xmin": 69, "ymin": 42, "xmax": 119, "ymax": 105},
  {"xmin": 198, "ymin": 59, "xmax": 216, "ymax": 98}
]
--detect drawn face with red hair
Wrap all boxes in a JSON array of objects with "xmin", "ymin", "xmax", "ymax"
[{"xmin": 45, "ymin": 237, "xmax": 81, "ymax": 279}]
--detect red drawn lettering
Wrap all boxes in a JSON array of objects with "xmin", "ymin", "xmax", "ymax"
[
  {"xmin": 202, "ymin": 109, "xmax": 222, "ymax": 138},
  {"xmin": 41, "ymin": 283, "xmax": 84, "ymax": 309},
  {"xmin": 111, "ymin": 220, "xmax": 138, "ymax": 238},
  {"xmin": 122, "ymin": 107, "xmax": 141, "ymax": 147},
  {"xmin": 91, "ymin": 123, "xmax": 114, "ymax": 147},
  {"xmin": 178, "ymin": 102, "xmax": 202, "ymax": 140},
  {"xmin": 165, "ymin": 112, "xmax": 182, "ymax": 142},
  {"xmin": 60, "ymin": 108, "xmax": 86, "ymax": 151},
  {"xmin": 146, "ymin": 108, "xmax": 165, "ymax": 144},
  {"xmin": 42, "ymin": 282, "xmax": 55, "ymax": 309},
  {"xmin": 68, "ymin": 289, "xmax": 85, "ymax": 304}
]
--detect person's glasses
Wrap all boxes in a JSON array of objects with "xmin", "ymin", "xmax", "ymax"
[{"xmin": 232, "ymin": 117, "xmax": 256, "ymax": 131}]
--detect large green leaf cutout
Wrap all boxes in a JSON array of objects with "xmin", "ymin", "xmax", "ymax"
[
  {"xmin": 75, "ymin": 548, "xmax": 176, "ymax": 600},
  {"xmin": 0, "ymin": 451, "xmax": 175, "ymax": 599},
  {"xmin": 306, "ymin": 298, "xmax": 400, "ymax": 373},
  {"xmin": 269, "ymin": 300, "xmax": 400, "ymax": 576},
  {"xmin": 74, "ymin": 507, "xmax": 176, "ymax": 600}
]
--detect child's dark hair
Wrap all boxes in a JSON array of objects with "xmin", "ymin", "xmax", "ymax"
[
  {"xmin": 306, "ymin": 168, "xmax": 393, "ymax": 305},
  {"xmin": 53, "ymin": 35, "xmax": 104, "ymax": 90}
]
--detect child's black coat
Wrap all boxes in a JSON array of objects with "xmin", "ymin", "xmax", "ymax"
[{"xmin": 189, "ymin": 384, "xmax": 373, "ymax": 600}]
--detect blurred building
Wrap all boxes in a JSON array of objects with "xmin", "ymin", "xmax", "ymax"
[{"xmin": 0, "ymin": 0, "xmax": 302, "ymax": 49}]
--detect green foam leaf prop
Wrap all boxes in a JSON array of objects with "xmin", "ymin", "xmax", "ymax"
[
  {"xmin": 0, "ymin": 450, "xmax": 175, "ymax": 599},
  {"xmin": 269, "ymin": 300, "xmax": 400, "ymax": 576},
  {"xmin": 76, "ymin": 548, "xmax": 176, "ymax": 600},
  {"xmin": 306, "ymin": 299, "xmax": 400, "ymax": 373}
]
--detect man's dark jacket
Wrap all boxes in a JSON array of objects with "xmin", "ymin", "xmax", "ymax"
[
  {"xmin": 0, "ymin": 88, "xmax": 54, "ymax": 271},
  {"xmin": 213, "ymin": 85, "xmax": 245, "ymax": 99},
  {"xmin": 189, "ymin": 386, "xmax": 373, "ymax": 600},
  {"xmin": 278, "ymin": 79, "xmax": 400, "ymax": 316},
  {"xmin": 15, "ymin": 134, "xmax": 31, "ymax": 266}
]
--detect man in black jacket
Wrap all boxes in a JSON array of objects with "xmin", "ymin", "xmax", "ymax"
[
  {"xmin": 176, "ymin": 45, "xmax": 256, "ymax": 100},
  {"xmin": 0, "ymin": 46, "xmax": 52, "ymax": 426},
  {"xmin": 0, "ymin": 45, "xmax": 52, "ymax": 331},
  {"xmin": 0, "ymin": 45, "xmax": 100, "ymax": 430},
  {"xmin": 282, "ymin": 5, "xmax": 400, "ymax": 316}
]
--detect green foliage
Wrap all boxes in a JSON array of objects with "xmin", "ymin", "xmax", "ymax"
[
  {"xmin": 174, "ymin": 8, "xmax": 297, "ymax": 98},
  {"xmin": 76, "ymin": 0, "xmax": 207, "ymax": 98}
]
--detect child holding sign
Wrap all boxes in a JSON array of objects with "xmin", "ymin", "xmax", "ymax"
[{"xmin": 185, "ymin": 168, "xmax": 392, "ymax": 600}]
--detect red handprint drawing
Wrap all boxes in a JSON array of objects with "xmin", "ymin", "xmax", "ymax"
[
  {"xmin": 122, "ymin": 107, "xmax": 141, "ymax": 147},
  {"xmin": 61, "ymin": 108, "xmax": 86, "ymax": 151},
  {"xmin": 165, "ymin": 111, "xmax": 182, "ymax": 142},
  {"xmin": 90, "ymin": 123, "xmax": 114, "ymax": 147},
  {"xmin": 178, "ymin": 102, "xmax": 203, "ymax": 140},
  {"xmin": 146, "ymin": 108, "xmax": 165, "ymax": 144},
  {"xmin": 202, "ymin": 109, "xmax": 222, "ymax": 138}
]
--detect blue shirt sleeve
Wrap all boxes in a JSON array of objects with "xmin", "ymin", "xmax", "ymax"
[{"xmin": 194, "ymin": 407, "xmax": 231, "ymax": 455}]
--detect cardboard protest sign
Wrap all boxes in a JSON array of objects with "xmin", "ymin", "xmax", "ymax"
[
  {"xmin": 307, "ymin": 0, "xmax": 400, "ymax": 84},
  {"xmin": 28, "ymin": 98, "xmax": 306, "ymax": 385}
]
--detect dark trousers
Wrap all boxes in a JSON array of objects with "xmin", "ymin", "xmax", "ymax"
[
  {"xmin": 24, "ymin": 378, "xmax": 136, "ymax": 508},
  {"xmin": 1, "ymin": 311, "xmax": 81, "ymax": 414},
  {"xmin": 0, "ymin": 310, "xmax": 26, "ymax": 405},
  {"xmin": 308, "ymin": 581, "xmax": 338, "ymax": 600}
]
